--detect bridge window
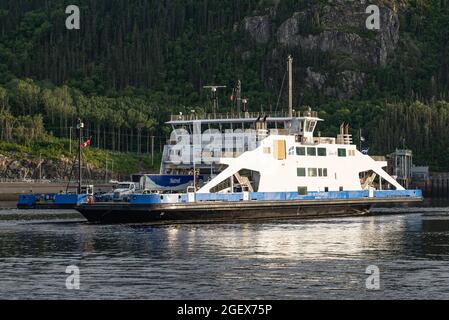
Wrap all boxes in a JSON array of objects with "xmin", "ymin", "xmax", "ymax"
[
  {"xmin": 288, "ymin": 146, "xmax": 295, "ymax": 155},
  {"xmin": 308, "ymin": 168, "xmax": 318, "ymax": 177},
  {"xmin": 318, "ymin": 168, "xmax": 328, "ymax": 177},
  {"xmin": 318, "ymin": 148, "xmax": 327, "ymax": 156},
  {"xmin": 297, "ymin": 168, "xmax": 306, "ymax": 177},
  {"xmin": 298, "ymin": 187, "xmax": 308, "ymax": 195},
  {"xmin": 296, "ymin": 147, "xmax": 306, "ymax": 156},
  {"xmin": 338, "ymin": 148, "xmax": 347, "ymax": 157},
  {"xmin": 305, "ymin": 120, "xmax": 316, "ymax": 133},
  {"xmin": 307, "ymin": 147, "xmax": 317, "ymax": 156}
]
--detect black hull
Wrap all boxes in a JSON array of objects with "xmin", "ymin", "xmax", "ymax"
[{"xmin": 76, "ymin": 198, "xmax": 421, "ymax": 224}]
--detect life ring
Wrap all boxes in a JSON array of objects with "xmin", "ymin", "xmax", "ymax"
[{"xmin": 87, "ymin": 195, "xmax": 95, "ymax": 205}]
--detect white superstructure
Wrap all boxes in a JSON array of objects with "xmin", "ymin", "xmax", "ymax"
[{"xmin": 198, "ymin": 112, "xmax": 404, "ymax": 194}]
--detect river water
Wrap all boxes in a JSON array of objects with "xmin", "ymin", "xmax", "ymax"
[{"xmin": 1, "ymin": 206, "xmax": 449, "ymax": 300}]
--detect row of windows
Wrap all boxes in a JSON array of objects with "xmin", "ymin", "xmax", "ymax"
[
  {"xmin": 297, "ymin": 168, "xmax": 328, "ymax": 177},
  {"xmin": 294, "ymin": 147, "xmax": 327, "ymax": 157},
  {"xmin": 288, "ymin": 147, "xmax": 355, "ymax": 157}
]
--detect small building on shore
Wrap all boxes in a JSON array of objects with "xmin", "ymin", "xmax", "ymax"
[
  {"xmin": 411, "ymin": 166, "xmax": 430, "ymax": 184},
  {"xmin": 387, "ymin": 149, "xmax": 413, "ymax": 189}
]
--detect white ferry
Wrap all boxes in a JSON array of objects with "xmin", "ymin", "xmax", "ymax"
[{"xmin": 76, "ymin": 108, "xmax": 422, "ymax": 223}]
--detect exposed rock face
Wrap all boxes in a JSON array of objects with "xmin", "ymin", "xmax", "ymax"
[
  {"xmin": 276, "ymin": 12, "xmax": 308, "ymax": 46},
  {"xmin": 377, "ymin": 5, "xmax": 400, "ymax": 66},
  {"xmin": 305, "ymin": 68, "xmax": 327, "ymax": 91},
  {"xmin": 0, "ymin": 154, "xmax": 107, "ymax": 181},
  {"xmin": 243, "ymin": 15, "xmax": 272, "ymax": 44},
  {"xmin": 276, "ymin": 1, "xmax": 399, "ymax": 66},
  {"xmin": 299, "ymin": 31, "xmax": 380, "ymax": 66},
  {"xmin": 337, "ymin": 70, "xmax": 367, "ymax": 99},
  {"xmin": 305, "ymin": 68, "xmax": 367, "ymax": 99},
  {"xmin": 241, "ymin": 0, "xmax": 400, "ymax": 99}
]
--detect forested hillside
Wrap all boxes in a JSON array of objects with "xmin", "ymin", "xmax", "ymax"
[{"xmin": 1, "ymin": 0, "xmax": 449, "ymax": 172}]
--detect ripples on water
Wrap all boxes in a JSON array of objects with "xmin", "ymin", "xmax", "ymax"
[{"xmin": 1, "ymin": 207, "xmax": 449, "ymax": 299}]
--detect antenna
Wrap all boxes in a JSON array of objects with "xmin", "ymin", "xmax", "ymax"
[
  {"xmin": 236, "ymin": 80, "xmax": 241, "ymax": 114},
  {"xmin": 287, "ymin": 55, "xmax": 293, "ymax": 118},
  {"xmin": 203, "ymin": 85, "xmax": 226, "ymax": 116}
]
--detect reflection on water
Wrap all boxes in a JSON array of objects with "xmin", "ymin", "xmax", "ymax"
[{"xmin": 1, "ymin": 209, "xmax": 449, "ymax": 299}]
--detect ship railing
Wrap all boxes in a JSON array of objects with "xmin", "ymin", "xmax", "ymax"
[
  {"xmin": 336, "ymin": 134, "xmax": 353, "ymax": 145},
  {"xmin": 163, "ymin": 148, "xmax": 245, "ymax": 164},
  {"xmin": 170, "ymin": 110, "xmax": 318, "ymax": 122},
  {"xmin": 270, "ymin": 129, "xmax": 291, "ymax": 136},
  {"xmin": 314, "ymin": 137, "xmax": 336, "ymax": 145}
]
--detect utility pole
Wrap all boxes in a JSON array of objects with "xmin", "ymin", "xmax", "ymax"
[
  {"xmin": 77, "ymin": 118, "xmax": 84, "ymax": 194},
  {"xmin": 111, "ymin": 160, "xmax": 114, "ymax": 181},
  {"xmin": 287, "ymin": 55, "xmax": 293, "ymax": 118},
  {"xmin": 39, "ymin": 153, "xmax": 42, "ymax": 182},
  {"xmin": 151, "ymin": 136, "xmax": 155, "ymax": 166},
  {"xmin": 105, "ymin": 158, "xmax": 108, "ymax": 183},
  {"xmin": 69, "ymin": 127, "xmax": 73, "ymax": 154},
  {"xmin": 193, "ymin": 157, "xmax": 196, "ymax": 192}
]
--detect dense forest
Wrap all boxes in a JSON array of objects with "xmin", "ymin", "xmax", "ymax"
[{"xmin": 0, "ymin": 0, "xmax": 449, "ymax": 171}]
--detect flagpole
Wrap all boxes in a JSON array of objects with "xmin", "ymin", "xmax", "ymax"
[{"xmin": 77, "ymin": 118, "xmax": 83, "ymax": 194}]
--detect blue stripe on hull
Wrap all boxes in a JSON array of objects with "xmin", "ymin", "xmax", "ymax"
[{"xmin": 130, "ymin": 190, "xmax": 422, "ymax": 205}]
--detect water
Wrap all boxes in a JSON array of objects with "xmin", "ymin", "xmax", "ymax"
[{"xmin": 1, "ymin": 207, "xmax": 449, "ymax": 299}]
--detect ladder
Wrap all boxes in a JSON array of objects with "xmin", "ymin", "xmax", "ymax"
[
  {"xmin": 362, "ymin": 172, "xmax": 377, "ymax": 190},
  {"xmin": 234, "ymin": 172, "xmax": 254, "ymax": 192}
]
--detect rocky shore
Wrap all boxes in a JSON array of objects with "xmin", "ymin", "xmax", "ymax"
[{"xmin": 0, "ymin": 153, "xmax": 108, "ymax": 182}]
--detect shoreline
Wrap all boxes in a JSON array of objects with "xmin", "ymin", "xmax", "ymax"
[{"xmin": 0, "ymin": 182, "xmax": 114, "ymax": 202}]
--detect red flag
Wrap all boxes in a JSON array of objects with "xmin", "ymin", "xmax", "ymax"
[{"xmin": 80, "ymin": 139, "xmax": 91, "ymax": 148}]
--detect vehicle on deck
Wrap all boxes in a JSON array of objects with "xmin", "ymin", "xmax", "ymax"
[{"xmin": 111, "ymin": 182, "xmax": 138, "ymax": 202}]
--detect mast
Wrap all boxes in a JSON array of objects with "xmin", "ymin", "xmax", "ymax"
[
  {"xmin": 236, "ymin": 80, "xmax": 242, "ymax": 114},
  {"xmin": 359, "ymin": 128, "xmax": 362, "ymax": 151},
  {"xmin": 287, "ymin": 55, "xmax": 293, "ymax": 118},
  {"xmin": 77, "ymin": 118, "xmax": 84, "ymax": 194}
]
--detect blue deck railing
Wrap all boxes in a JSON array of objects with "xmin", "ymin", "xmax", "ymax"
[{"xmin": 17, "ymin": 193, "xmax": 88, "ymax": 207}]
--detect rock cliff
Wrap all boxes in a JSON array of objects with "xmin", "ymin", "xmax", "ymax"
[{"xmin": 241, "ymin": 0, "xmax": 400, "ymax": 99}]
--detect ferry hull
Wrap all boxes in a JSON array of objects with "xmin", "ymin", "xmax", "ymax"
[{"xmin": 76, "ymin": 197, "xmax": 421, "ymax": 224}]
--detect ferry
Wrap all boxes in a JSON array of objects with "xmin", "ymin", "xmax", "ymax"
[{"xmin": 76, "ymin": 108, "xmax": 422, "ymax": 223}]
